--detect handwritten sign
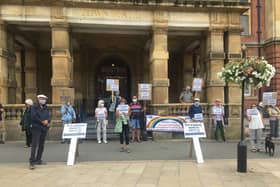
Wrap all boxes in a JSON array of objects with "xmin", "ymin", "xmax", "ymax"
[
  {"xmin": 192, "ymin": 78, "xmax": 203, "ymax": 92},
  {"xmin": 106, "ymin": 79, "xmax": 119, "ymax": 91},
  {"xmin": 213, "ymin": 107, "xmax": 222, "ymax": 115},
  {"xmin": 194, "ymin": 113, "xmax": 203, "ymax": 121},
  {"xmin": 263, "ymin": 92, "xmax": 277, "ymax": 106},
  {"xmin": 247, "ymin": 109, "xmax": 259, "ymax": 116},
  {"xmin": 138, "ymin": 83, "xmax": 152, "ymax": 100},
  {"xmin": 117, "ymin": 104, "xmax": 129, "ymax": 114}
]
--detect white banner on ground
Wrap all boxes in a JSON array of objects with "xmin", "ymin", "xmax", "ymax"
[
  {"xmin": 184, "ymin": 122, "xmax": 206, "ymax": 164},
  {"xmin": 62, "ymin": 123, "xmax": 87, "ymax": 166}
]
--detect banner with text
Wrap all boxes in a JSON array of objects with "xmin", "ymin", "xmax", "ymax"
[{"xmin": 146, "ymin": 115, "xmax": 190, "ymax": 132}]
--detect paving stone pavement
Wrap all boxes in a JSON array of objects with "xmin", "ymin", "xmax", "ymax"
[
  {"xmin": 0, "ymin": 140, "xmax": 279, "ymax": 186},
  {"xmin": 0, "ymin": 159, "xmax": 280, "ymax": 187}
]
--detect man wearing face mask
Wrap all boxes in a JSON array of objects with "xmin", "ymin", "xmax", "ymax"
[
  {"xmin": 29, "ymin": 94, "xmax": 51, "ymax": 170},
  {"xmin": 130, "ymin": 96, "xmax": 143, "ymax": 143},
  {"xmin": 61, "ymin": 100, "xmax": 76, "ymax": 143},
  {"xmin": 188, "ymin": 98, "xmax": 203, "ymax": 121}
]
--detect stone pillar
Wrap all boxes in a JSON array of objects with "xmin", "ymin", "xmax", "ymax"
[
  {"xmin": 0, "ymin": 20, "xmax": 8, "ymax": 103},
  {"xmin": 183, "ymin": 53, "xmax": 193, "ymax": 88},
  {"xmin": 205, "ymin": 30, "xmax": 225, "ymax": 104},
  {"xmin": 15, "ymin": 50, "xmax": 23, "ymax": 103},
  {"xmin": 24, "ymin": 49, "xmax": 37, "ymax": 101},
  {"xmin": 226, "ymin": 29, "xmax": 242, "ymax": 138},
  {"xmin": 51, "ymin": 22, "xmax": 74, "ymax": 104},
  {"xmin": 150, "ymin": 11, "xmax": 169, "ymax": 104},
  {"xmin": 7, "ymin": 34, "xmax": 17, "ymax": 104}
]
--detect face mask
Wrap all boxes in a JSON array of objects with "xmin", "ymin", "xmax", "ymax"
[
  {"xmin": 39, "ymin": 99, "xmax": 46, "ymax": 105},
  {"xmin": 100, "ymin": 104, "xmax": 104, "ymax": 107},
  {"xmin": 133, "ymin": 99, "xmax": 137, "ymax": 103},
  {"xmin": 194, "ymin": 102, "xmax": 199, "ymax": 106}
]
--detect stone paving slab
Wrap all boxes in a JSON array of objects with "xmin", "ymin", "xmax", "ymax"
[{"xmin": 0, "ymin": 159, "xmax": 280, "ymax": 187}]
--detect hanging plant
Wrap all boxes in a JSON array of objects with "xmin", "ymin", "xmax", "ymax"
[{"xmin": 217, "ymin": 57, "xmax": 276, "ymax": 88}]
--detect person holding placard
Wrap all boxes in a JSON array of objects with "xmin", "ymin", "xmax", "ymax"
[
  {"xmin": 130, "ymin": 96, "xmax": 143, "ymax": 143},
  {"xmin": 116, "ymin": 97, "xmax": 131, "ymax": 153},
  {"xmin": 95, "ymin": 99, "xmax": 108, "ymax": 144},
  {"xmin": 246, "ymin": 104, "xmax": 264, "ymax": 152},
  {"xmin": 212, "ymin": 99, "xmax": 226, "ymax": 142},
  {"xmin": 267, "ymin": 105, "xmax": 280, "ymax": 137},
  {"xmin": 61, "ymin": 100, "xmax": 76, "ymax": 144},
  {"xmin": 188, "ymin": 98, "xmax": 203, "ymax": 121},
  {"xmin": 179, "ymin": 85, "xmax": 193, "ymax": 103}
]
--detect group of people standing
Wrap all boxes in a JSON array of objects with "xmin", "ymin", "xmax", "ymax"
[{"xmin": 180, "ymin": 85, "xmax": 226, "ymax": 142}]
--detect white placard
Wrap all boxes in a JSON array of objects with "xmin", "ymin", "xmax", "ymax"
[
  {"xmin": 184, "ymin": 122, "xmax": 206, "ymax": 164},
  {"xmin": 62, "ymin": 123, "xmax": 87, "ymax": 139},
  {"xmin": 138, "ymin": 83, "xmax": 152, "ymax": 100},
  {"xmin": 184, "ymin": 122, "xmax": 206, "ymax": 138},
  {"xmin": 106, "ymin": 79, "xmax": 119, "ymax": 91},
  {"xmin": 263, "ymin": 92, "xmax": 277, "ymax": 106},
  {"xmin": 194, "ymin": 113, "xmax": 203, "ymax": 121},
  {"xmin": 117, "ymin": 104, "xmax": 129, "ymax": 114},
  {"xmin": 192, "ymin": 78, "xmax": 203, "ymax": 92},
  {"xmin": 213, "ymin": 107, "xmax": 222, "ymax": 115},
  {"xmin": 247, "ymin": 109, "xmax": 259, "ymax": 116}
]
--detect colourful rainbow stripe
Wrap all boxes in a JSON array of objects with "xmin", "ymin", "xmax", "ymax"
[{"xmin": 146, "ymin": 116, "xmax": 187, "ymax": 129}]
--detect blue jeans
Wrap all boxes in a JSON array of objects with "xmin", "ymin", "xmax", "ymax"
[{"xmin": 131, "ymin": 119, "xmax": 140, "ymax": 129}]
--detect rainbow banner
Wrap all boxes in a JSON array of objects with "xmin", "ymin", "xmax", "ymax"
[{"xmin": 146, "ymin": 115, "xmax": 190, "ymax": 132}]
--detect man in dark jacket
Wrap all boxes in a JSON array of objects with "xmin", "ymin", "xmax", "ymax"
[
  {"xmin": 188, "ymin": 98, "xmax": 203, "ymax": 120},
  {"xmin": 29, "ymin": 94, "xmax": 51, "ymax": 170}
]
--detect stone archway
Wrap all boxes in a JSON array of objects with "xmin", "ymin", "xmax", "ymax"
[{"xmin": 95, "ymin": 54, "xmax": 131, "ymax": 106}]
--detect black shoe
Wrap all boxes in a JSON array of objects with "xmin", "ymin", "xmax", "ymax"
[
  {"xmin": 29, "ymin": 163, "xmax": 35, "ymax": 170},
  {"xmin": 0, "ymin": 141, "xmax": 5, "ymax": 144},
  {"xmin": 35, "ymin": 160, "xmax": 47, "ymax": 165}
]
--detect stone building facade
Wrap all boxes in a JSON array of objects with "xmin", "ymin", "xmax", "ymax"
[{"xmin": 0, "ymin": 0, "xmax": 256, "ymax": 139}]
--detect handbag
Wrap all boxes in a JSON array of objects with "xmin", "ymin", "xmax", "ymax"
[
  {"xmin": 109, "ymin": 102, "xmax": 116, "ymax": 112},
  {"xmin": 114, "ymin": 119, "xmax": 122, "ymax": 133}
]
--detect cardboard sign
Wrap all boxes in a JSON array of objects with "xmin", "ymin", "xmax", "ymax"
[
  {"xmin": 247, "ymin": 109, "xmax": 259, "ymax": 116},
  {"xmin": 192, "ymin": 78, "xmax": 203, "ymax": 92},
  {"xmin": 194, "ymin": 113, "xmax": 203, "ymax": 121},
  {"xmin": 106, "ymin": 79, "xmax": 119, "ymax": 91},
  {"xmin": 138, "ymin": 83, "xmax": 152, "ymax": 100},
  {"xmin": 117, "ymin": 104, "xmax": 129, "ymax": 114},
  {"xmin": 184, "ymin": 122, "xmax": 206, "ymax": 138},
  {"xmin": 263, "ymin": 92, "xmax": 277, "ymax": 106},
  {"xmin": 62, "ymin": 123, "xmax": 87, "ymax": 139}
]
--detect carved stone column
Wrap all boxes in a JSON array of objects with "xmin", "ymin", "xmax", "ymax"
[
  {"xmin": 150, "ymin": 11, "xmax": 169, "ymax": 104},
  {"xmin": 205, "ymin": 29, "xmax": 225, "ymax": 104},
  {"xmin": 24, "ymin": 48, "xmax": 37, "ymax": 101},
  {"xmin": 226, "ymin": 28, "xmax": 242, "ymax": 138},
  {"xmin": 7, "ymin": 34, "xmax": 16, "ymax": 104},
  {"xmin": 51, "ymin": 22, "xmax": 74, "ymax": 104},
  {"xmin": 15, "ymin": 50, "xmax": 22, "ymax": 103},
  {"xmin": 0, "ymin": 20, "xmax": 8, "ymax": 103},
  {"xmin": 183, "ymin": 53, "xmax": 193, "ymax": 88}
]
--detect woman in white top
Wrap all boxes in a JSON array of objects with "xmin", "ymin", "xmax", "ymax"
[
  {"xmin": 95, "ymin": 100, "xmax": 108, "ymax": 144},
  {"xmin": 246, "ymin": 104, "xmax": 264, "ymax": 152}
]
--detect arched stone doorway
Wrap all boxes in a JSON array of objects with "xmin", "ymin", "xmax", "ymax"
[{"xmin": 95, "ymin": 55, "xmax": 131, "ymax": 106}]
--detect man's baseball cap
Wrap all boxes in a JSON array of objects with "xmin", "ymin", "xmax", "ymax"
[
  {"xmin": 37, "ymin": 94, "xmax": 48, "ymax": 99},
  {"xmin": 194, "ymin": 98, "xmax": 200, "ymax": 101}
]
